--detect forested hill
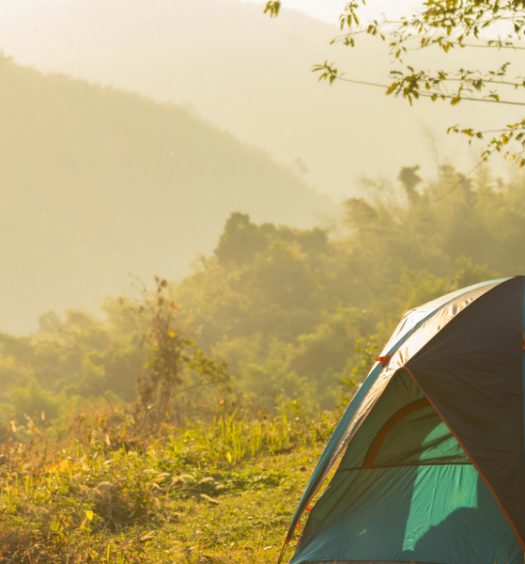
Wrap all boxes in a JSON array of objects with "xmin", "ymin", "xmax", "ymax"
[
  {"xmin": 0, "ymin": 0, "xmax": 518, "ymax": 194},
  {"xmin": 0, "ymin": 58, "xmax": 330, "ymax": 334}
]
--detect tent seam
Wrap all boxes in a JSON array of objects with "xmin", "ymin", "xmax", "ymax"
[{"xmin": 401, "ymin": 364, "xmax": 525, "ymax": 553}]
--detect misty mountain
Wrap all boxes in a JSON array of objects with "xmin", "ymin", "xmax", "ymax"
[
  {"xmin": 0, "ymin": 58, "xmax": 330, "ymax": 333},
  {"xmin": 0, "ymin": 0, "xmax": 517, "ymax": 195}
]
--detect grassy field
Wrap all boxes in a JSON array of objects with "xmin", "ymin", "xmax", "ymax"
[{"xmin": 0, "ymin": 412, "xmax": 335, "ymax": 563}]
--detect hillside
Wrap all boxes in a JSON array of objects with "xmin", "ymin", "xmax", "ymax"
[
  {"xmin": 0, "ymin": 0, "xmax": 518, "ymax": 195},
  {"xmin": 0, "ymin": 59, "xmax": 329, "ymax": 334}
]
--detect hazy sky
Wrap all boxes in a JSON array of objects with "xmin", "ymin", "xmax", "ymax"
[
  {"xmin": 240, "ymin": 0, "xmax": 415, "ymax": 23},
  {"xmin": 0, "ymin": 0, "xmax": 418, "ymax": 21},
  {"xmin": 0, "ymin": 0, "xmax": 517, "ymax": 334}
]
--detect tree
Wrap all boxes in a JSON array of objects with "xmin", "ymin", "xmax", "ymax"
[
  {"xmin": 215, "ymin": 212, "xmax": 267, "ymax": 264},
  {"xmin": 134, "ymin": 277, "xmax": 229, "ymax": 431},
  {"xmin": 265, "ymin": 0, "xmax": 525, "ymax": 166}
]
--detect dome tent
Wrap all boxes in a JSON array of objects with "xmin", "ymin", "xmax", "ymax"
[{"xmin": 282, "ymin": 276, "xmax": 525, "ymax": 564}]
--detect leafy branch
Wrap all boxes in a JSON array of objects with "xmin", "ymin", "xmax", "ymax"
[
  {"xmin": 266, "ymin": 0, "xmax": 525, "ymax": 166},
  {"xmin": 134, "ymin": 277, "xmax": 229, "ymax": 432}
]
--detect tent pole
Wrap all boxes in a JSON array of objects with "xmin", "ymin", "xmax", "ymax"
[{"xmin": 276, "ymin": 540, "xmax": 289, "ymax": 564}]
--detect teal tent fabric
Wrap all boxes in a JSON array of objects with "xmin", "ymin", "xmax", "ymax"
[
  {"xmin": 287, "ymin": 276, "xmax": 525, "ymax": 563},
  {"xmin": 285, "ymin": 278, "xmax": 510, "ymax": 540},
  {"xmin": 407, "ymin": 277, "xmax": 525, "ymax": 541},
  {"xmin": 292, "ymin": 372, "xmax": 521, "ymax": 563},
  {"xmin": 292, "ymin": 465, "xmax": 521, "ymax": 563}
]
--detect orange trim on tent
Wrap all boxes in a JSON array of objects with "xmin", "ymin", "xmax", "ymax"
[
  {"xmin": 374, "ymin": 354, "xmax": 392, "ymax": 367},
  {"xmin": 363, "ymin": 397, "xmax": 430, "ymax": 468}
]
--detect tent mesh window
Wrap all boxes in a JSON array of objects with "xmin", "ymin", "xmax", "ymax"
[{"xmin": 359, "ymin": 397, "xmax": 469, "ymax": 470}]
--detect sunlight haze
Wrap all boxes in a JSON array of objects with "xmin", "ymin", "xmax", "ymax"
[{"xmin": 0, "ymin": 0, "xmax": 519, "ymax": 333}]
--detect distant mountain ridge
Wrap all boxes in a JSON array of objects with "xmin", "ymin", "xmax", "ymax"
[
  {"xmin": 0, "ymin": 0, "xmax": 516, "ymax": 195},
  {"xmin": 0, "ymin": 58, "xmax": 330, "ymax": 333}
]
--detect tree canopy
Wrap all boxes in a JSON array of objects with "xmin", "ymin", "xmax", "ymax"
[{"xmin": 2, "ymin": 165, "xmax": 525, "ymax": 425}]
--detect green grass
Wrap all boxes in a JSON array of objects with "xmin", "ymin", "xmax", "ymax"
[
  {"xmin": 146, "ymin": 448, "xmax": 322, "ymax": 563},
  {"xmin": 0, "ymin": 412, "xmax": 334, "ymax": 562}
]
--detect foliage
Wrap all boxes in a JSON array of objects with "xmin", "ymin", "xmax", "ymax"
[
  {"xmin": 134, "ymin": 278, "xmax": 229, "ymax": 432},
  {"xmin": 175, "ymin": 165, "xmax": 525, "ymax": 410},
  {"xmin": 267, "ymin": 0, "xmax": 525, "ymax": 166},
  {"xmin": 11, "ymin": 379, "xmax": 61, "ymax": 425},
  {"xmin": 0, "ymin": 409, "xmax": 334, "ymax": 562},
  {"xmin": 2, "ymin": 165, "xmax": 524, "ymax": 425}
]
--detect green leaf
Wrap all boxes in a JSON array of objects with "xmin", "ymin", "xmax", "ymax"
[{"xmin": 385, "ymin": 83, "xmax": 397, "ymax": 95}]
